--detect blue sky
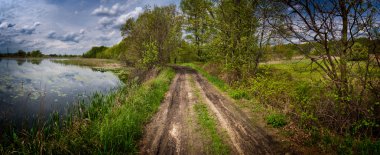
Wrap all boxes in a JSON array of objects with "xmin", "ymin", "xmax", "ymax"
[{"xmin": 0, "ymin": 0, "xmax": 179, "ymax": 54}]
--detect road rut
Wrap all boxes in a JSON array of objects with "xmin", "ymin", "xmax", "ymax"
[{"xmin": 140, "ymin": 66, "xmax": 286, "ymax": 155}]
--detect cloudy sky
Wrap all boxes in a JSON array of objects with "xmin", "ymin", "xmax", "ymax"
[{"xmin": 0, "ymin": 0, "xmax": 179, "ymax": 54}]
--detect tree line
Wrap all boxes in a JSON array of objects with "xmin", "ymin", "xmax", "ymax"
[{"xmin": 0, "ymin": 50, "xmax": 44, "ymax": 57}]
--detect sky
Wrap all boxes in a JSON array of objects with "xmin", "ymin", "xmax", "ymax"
[{"xmin": 0, "ymin": 0, "xmax": 179, "ymax": 55}]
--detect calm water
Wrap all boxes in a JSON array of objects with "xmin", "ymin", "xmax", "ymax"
[{"xmin": 0, "ymin": 58, "xmax": 122, "ymax": 129}]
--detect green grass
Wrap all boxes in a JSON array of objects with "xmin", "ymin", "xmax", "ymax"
[
  {"xmin": 194, "ymin": 103, "xmax": 229, "ymax": 155},
  {"xmin": 266, "ymin": 113, "xmax": 287, "ymax": 128},
  {"xmin": 189, "ymin": 75, "xmax": 229, "ymax": 154},
  {"xmin": 98, "ymin": 68, "xmax": 175, "ymax": 153},
  {"xmin": 0, "ymin": 67, "xmax": 175, "ymax": 154}
]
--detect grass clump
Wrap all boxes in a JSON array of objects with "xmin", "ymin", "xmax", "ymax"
[
  {"xmin": 266, "ymin": 113, "xmax": 287, "ymax": 128},
  {"xmin": 189, "ymin": 75, "xmax": 229, "ymax": 154},
  {"xmin": 194, "ymin": 103, "xmax": 229, "ymax": 155}
]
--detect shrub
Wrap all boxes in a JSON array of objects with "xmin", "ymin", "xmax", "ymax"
[
  {"xmin": 266, "ymin": 113, "xmax": 287, "ymax": 128},
  {"xmin": 348, "ymin": 42, "xmax": 368, "ymax": 61},
  {"xmin": 229, "ymin": 89, "xmax": 249, "ymax": 100}
]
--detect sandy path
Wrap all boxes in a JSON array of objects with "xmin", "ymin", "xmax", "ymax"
[{"xmin": 140, "ymin": 66, "xmax": 287, "ymax": 155}]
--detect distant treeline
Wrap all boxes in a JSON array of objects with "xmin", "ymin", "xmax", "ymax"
[
  {"xmin": 82, "ymin": 41, "xmax": 126, "ymax": 59},
  {"xmin": 0, "ymin": 50, "xmax": 80, "ymax": 58}
]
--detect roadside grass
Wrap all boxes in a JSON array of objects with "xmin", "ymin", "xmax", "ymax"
[
  {"xmin": 0, "ymin": 67, "xmax": 175, "ymax": 154},
  {"xmin": 99, "ymin": 68, "xmax": 175, "ymax": 153},
  {"xmin": 182, "ymin": 61, "xmax": 380, "ymax": 154},
  {"xmin": 189, "ymin": 76, "xmax": 230, "ymax": 155}
]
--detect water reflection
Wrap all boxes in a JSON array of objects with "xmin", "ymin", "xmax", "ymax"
[
  {"xmin": 28, "ymin": 59, "xmax": 42, "ymax": 65},
  {"xmin": 0, "ymin": 58, "xmax": 122, "ymax": 130},
  {"xmin": 16, "ymin": 59, "xmax": 26, "ymax": 66}
]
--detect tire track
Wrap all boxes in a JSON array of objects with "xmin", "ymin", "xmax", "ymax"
[{"xmin": 140, "ymin": 66, "xmax": 287, "ymax": 155}]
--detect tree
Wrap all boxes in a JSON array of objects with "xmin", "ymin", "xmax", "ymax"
[
  {"xmin": 212, "ymin": 0, "xmax": 258, "ymax": 79},
  {"xmin": 17, "ymin": 50, "xmax": 26, "ymax": 57},
  {"xmin": 180, "ymin": 0, "xmax": 214, "ymax": 60},
  {"xmin": 30, "ymin": 50, "xmax": 43, "ymax": 57},
  {"xmin": 120, "ymin": 5, "xmax": 183, "ymax": 68},
  {"xmin": 275, "ymin": 0, "xmax": 379, "ymax": 134},
  {"xmin": 82, "ymin": 46, "xmax": 108, "ymax": 58}
]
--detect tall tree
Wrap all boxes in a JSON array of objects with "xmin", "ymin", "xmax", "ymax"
[
  {"xmin": 121, "ymin": 5, "xmax": 183, "ymax": 68},
  {"xmin": 213, "ymin": 0, "xmax": 258, "ymax": 79},
  {"xmin": 180, "ymin": 0, "xmax": 214, "ymax": 60}
]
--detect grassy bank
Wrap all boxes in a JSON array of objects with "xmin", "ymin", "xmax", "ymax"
[
  {"xmin": 0, "ymin": 67, "xmax": 175, "ymax": 154},
  {"xmin": 181, "ymin": 62, "xmax": 380, "ymax": 154}
]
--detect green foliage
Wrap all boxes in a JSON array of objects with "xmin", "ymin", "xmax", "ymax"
[
  {"xmin": 271, "ymin": 44, "xmax": 297, "ymax": 60},
  {"xmin": 180, "ymin": 0, "xmax": 214, "ymax": 60},
  {"xmin": 82, "ymin": 46, "xmax": 108, "ymax": 58},
  {"xmin": 16, "ymin": 50, "xmax": 26, "ymax": 57},
  {"xmin": 266, "ymin": 113, "xmax": 287, "ymax": 128},
  {"xmin": 141, "ymin": 41, "xmax": 159, "ymax": 68},
  {"xmin": 212, "ymin": 0, "xmax": 259, "ymax": 78},
  {"xmin": 82, "ymin": 42, "xmax": 127, "ymax": 60},
  {"xmin": 100, "ymin": 41, "xmax": 127, "ymax": 59},
  {"xmin": 120, "ymin": 5, "xmax": 182, "ymax": 67},
  {"xmin": 348, "ymin": 42, "xmax": 368, "ymax": 61},
  {"xmin": 29, "ymin": 50, "xmax": 43, "ymax": 57},
  {"xmin": 229, "ymin": 89, "xmax": 249, "ymax": 100},
  {"xmin": 356, "ymin": 139, "xmax": 380, "ymax": 155}
]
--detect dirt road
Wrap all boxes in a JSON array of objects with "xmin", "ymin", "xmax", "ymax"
[{"xmin": 140, "ymin": 66, "xmax": 290, "ymax": 155}]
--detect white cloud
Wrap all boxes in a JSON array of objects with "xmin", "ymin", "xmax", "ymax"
[
  {"xmin": 0, "ymin": 21, "xmax": 15, "ymax": 29},
  {"xmin": 91, "ymin": 4, "xmax": 121, "ymax": 17},
  {"xmin": 47, "ymin": 30, "xmax": 85, "ymax": 43},
  {"xmin": 114, "ymin": 7, "xmax": 143, "ymax": 27},
  {"xmin": 19, "ymin": 22, "xmax": 41, "ymax": 34},
  {"xmin": 98, "ymin": 17, "xmax": 113, "ymax": 26},
  {"xmin": 94, "ymin": 6, "xmax": 143, "ymax": 29}
]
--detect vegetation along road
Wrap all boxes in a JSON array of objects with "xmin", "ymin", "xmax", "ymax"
[{"xmin": 140, "ymin": 66, "xmax": 292, "ymax": 155}]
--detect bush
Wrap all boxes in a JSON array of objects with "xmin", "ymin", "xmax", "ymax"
[
  {"xmin": 266, "ymin": 113, "xmax": 287, "ymax": 128},
  {"xmin": 348, "ymin": 42, "xmax": 368, "ymax": 61},
  {"xmin": 229, "ymin": 89, "xmax": 249, "ymax": 100}
]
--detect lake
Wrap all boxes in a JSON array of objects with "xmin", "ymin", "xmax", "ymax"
[{"xmin": 0, "ymin": 58, "xmax": 122, "ymax": 130}]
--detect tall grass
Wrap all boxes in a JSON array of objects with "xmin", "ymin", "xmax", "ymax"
[
  {"xmin": 0, "ymin": 67, "xmax": 175, "ymax": 154},
  {"xmin": 99, "ymin": 68, "xmax": 175, "ymax": 153}
]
